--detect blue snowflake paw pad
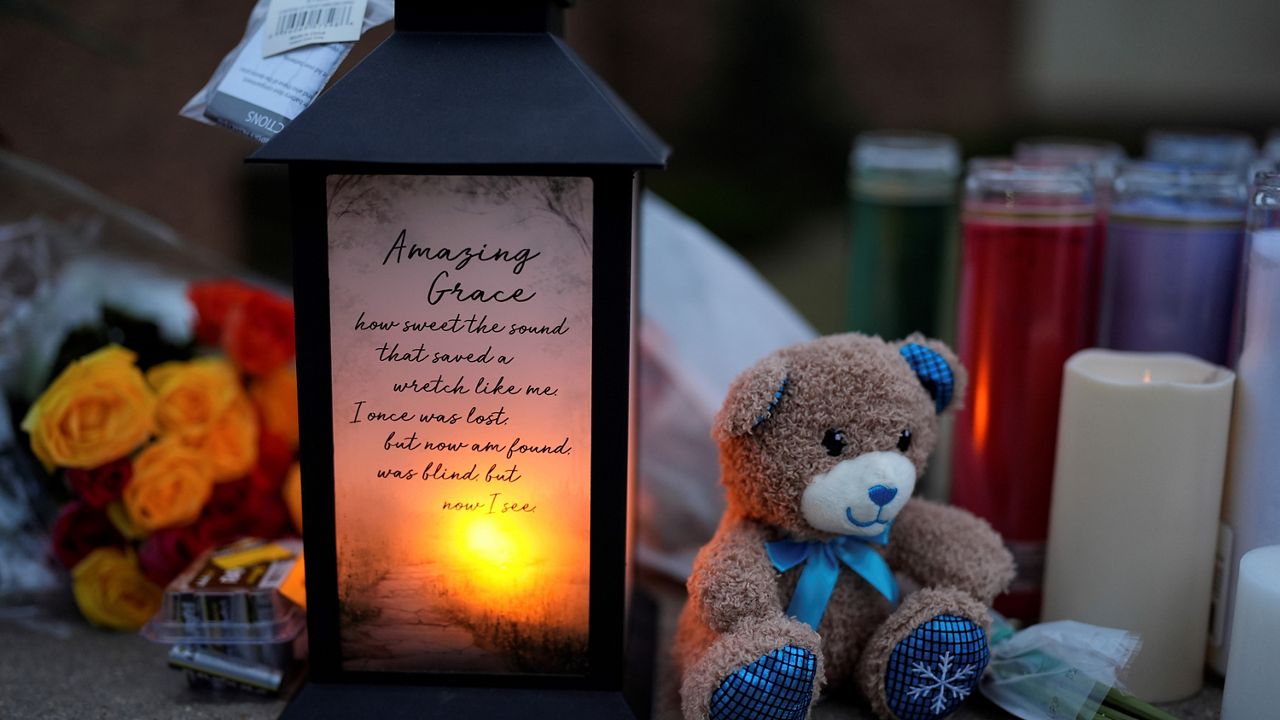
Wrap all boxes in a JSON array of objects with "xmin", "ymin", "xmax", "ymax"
[
  {"xmin": 884, "ymin": 614, "xmax": 988, "ymax": 720},
  {"xmin": 709, "ymin": 645, "xmax": 816, "ymax": 720}
]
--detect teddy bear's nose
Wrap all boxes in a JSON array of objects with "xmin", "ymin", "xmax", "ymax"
[{"xmin": 867, "ymin": 484, "xmax": 898, "ymax": 507}]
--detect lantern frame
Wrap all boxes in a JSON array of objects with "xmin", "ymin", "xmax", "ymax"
[{"xmin": 251, "ymin": 3, "xmax": 667, "ymax": 714}]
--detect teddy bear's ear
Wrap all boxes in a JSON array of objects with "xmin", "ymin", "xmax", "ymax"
[
  {"xmin": 713, "ymin": 353, "xmax": 790, "ymax": 440},
  {"xmin": 895, "ymin": 334, "xmax": 968, "ymax": 414}
]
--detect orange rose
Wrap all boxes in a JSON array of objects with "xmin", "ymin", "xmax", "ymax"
[
  {"xmin": 250, "ymin": 366, "xmax": 299, "ymax": 448},
  {"xmin": 147, "ymin": 358, "xmax": 242, "ymax": 439},
  {"xmin": 106, "ymin": 501, "xmax": 150, "ymax": 541},
  {"xmin": 71, "ymin": 547, "xmax": 163, "ymax": 630},
  {"xmin": 188, "ymin": 280, "xmax": 256, "ymax": 347},
  {"xmin": 282, "ymin": 462, "xmax": 302, "ymax": 534},
  {"xmin": 124, "ymin": 438, "xmax": 214, "ymax": 532},
  {"xmin": 193, "ymin": 394, "xmax": 259, "ymax": 482},
  {"xmin": 222, "ymin": 290, "xmax": 295, "ymax": 377},
  {"xmin": 21, "ymin": 345, "xmax": 156, "ymax": 471}
]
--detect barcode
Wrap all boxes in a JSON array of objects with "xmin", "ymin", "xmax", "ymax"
[{"xmin": 274, "ymin": 5, "xmax": 353, "ymax": 35}]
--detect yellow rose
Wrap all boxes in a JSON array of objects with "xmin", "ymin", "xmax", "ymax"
[
  {"xmin": 21, "ymin": 345, "xmax": 156, "ymax": 471},
  {"xmin": 250, "ymin": 366, "xmax": 299, "ymax": 448},
  {"xmin": 71, "ymin": 547, "xmax": 163, "ymax": 630},
  {"xmin": 194, "ymin": 394, "xmax": 259, "ymax": 482},
  {"xmin": 282, "ymin": 461, "xmax": 302, "ymax": 533},
  {"xmin": 147, "ymin": 358, "xmax": 242, "ymax": 438},
  {"xmin": 124, "ymin": 438, "xmax": 213, "ymax": 532},
  {"xmin": 148, "ymin": 358, "xmax": 259, "ymax": 482}
]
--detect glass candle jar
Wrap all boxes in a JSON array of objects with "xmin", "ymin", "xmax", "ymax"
[
  {"xmin": 1099, "ymin": 162, "xmax": 1247, "ymax": 365},
  {"xmin": 950, "ymin": 161, "xmax": 1100, "ymax": 622},
  {"xmin": 1146, "ymin": 128, "xmax": 1257, "ymax": 171},
  {"xmin": 1211, "ymin": 171, "xmax": 1280, "ymax": 674},
  {"xmin": 846, "ymin": 130, "xmax": 961, "ymax": 342}
]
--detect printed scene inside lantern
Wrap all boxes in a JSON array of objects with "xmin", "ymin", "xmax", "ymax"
[{"xmin": 326, "ymin": 174, "xmax": 595, "ymax": 675}]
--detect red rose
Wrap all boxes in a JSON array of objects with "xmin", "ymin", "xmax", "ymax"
[
  {"xmin": 65, "ymin": 458, "xmax": 133, "ymax": 509},
  {"xmin": 240, "ymin": 489, "xmax": 294, "ymax": 540},
  {"xmin": 194, "ymin": 476, "xmax": 295, "ymax": 548},
  {"xmin": 50, "ymin": 501, "xmax": 125, "ymax": 570},
  {"xmin": 138, "ymin": 525, "xmax": 210, "ymax": 586},
  {"xmin": 222, "ymin": 291, "xmax": 295, "ymax": 377},
  {"xmin": 204, "ymin": 476, "xmax": 251, "ymax": 518},
  {"xmin": 248, "ymin": 430, "xmax": 294, "ymax": 493},
  {"xmin": 188, "ymin": 280, "xmax": 256, "ymax": 347},
  {"xmin": 195, "ymin": 512, "xmax": 243, "ymax": 549}
]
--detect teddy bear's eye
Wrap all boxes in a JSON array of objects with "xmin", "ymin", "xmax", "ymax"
[
  {"xmin": 897, "ymin": 429, "xmax": 912, "ymax": 452},
  {"xmin": 822, "ymin": 429, "xmax": 846, "ymax": 457}
]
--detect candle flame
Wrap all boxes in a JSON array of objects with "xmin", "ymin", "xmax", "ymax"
[{"xmin": 1142, "ymin": 369, "xmax": 1152, "ymax": 384}]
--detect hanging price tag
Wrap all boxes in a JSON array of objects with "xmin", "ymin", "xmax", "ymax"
[{"xmin": 261, "ymin": 0, "xmax": 368, "ymax": 58}]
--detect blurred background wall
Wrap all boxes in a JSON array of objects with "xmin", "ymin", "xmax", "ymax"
[{"xmin": 1, "ymin": 0, "xmax": 1277, "ymax": 332}]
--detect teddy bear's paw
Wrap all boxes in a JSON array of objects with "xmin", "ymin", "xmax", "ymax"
[
  {"xmin": 883, "ymin": 615, "xmax": 988, "ymax": 720},
  {"xmin": 708, "ymin": 645, "xmax": 816, "ymax": 720}
]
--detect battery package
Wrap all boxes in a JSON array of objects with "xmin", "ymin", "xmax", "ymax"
[{"xmin": 143, "ymin": 538, "xmax": 305, "ymax": 693}]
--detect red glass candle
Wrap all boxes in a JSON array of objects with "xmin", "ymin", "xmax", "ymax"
[{"xmin": 950, "ymin": 161, "xmax": 1100, "ymax": 621}]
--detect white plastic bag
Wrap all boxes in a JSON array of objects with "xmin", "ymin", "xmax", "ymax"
[{"xmin": 636, "ymin": 194, "xmax": 815, "ymax": 580}]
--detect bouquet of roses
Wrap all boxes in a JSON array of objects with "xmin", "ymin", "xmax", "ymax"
[{"xmin": 20, "ymin": 280, "xmax": 305, "ymax": 631}]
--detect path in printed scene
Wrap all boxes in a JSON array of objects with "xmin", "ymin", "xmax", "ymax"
[{"xmin": 341, "ymin": 562, "xmax": 513, "ymax": 673}]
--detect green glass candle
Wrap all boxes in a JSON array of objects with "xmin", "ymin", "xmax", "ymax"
[{"xmin": 847, "ymin": 131, "xmax": 961, "ymax": 342}]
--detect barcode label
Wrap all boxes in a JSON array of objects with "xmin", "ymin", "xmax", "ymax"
[
  {"xmin": 261, "ymin": 0, "xmax": 366, "ymax": 58},
  {"xmin": 275, "ymin": 6, "xmax": 353, "ymax": 35}
]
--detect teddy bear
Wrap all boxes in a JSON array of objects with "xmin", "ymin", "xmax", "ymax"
[{"xmin": 675, "ymin": 332, "xmax": 1015, "ymax": 720}]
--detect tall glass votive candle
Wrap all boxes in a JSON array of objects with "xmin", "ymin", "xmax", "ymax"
[
  {"xmin": 1210, "ymin": 172, "xmax": 1280, "ymax": 674},
  {"xmin": 1100, "ymin": 162, "xmax": 1247, "ymax": 365},
  {"xmin": 847, "ymin": 130, "xmax": 961, "ymax": 342},
  {"xmin": 950, "ymin": 161, "xmax": 1100, "ymax": 621},
  {"xmin": 1014, "ymin": 136, "xmax": 1125, "ymax": 207},
  {"xmin": 1264, "ymin": 128, "xmax": 1280, "ymax": 161},
  {"xmin": 1146, "ymin": 127, "xmax": 1258, "ymax": 170},
  {"xmin": 1014, "ymin": 138, "xmax": 1126, "ymax": 338},
  {"xmin": 1042, "ymin": 350, "xmax": 1235, "ymax": 702}
]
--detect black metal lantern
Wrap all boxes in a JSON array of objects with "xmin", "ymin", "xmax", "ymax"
[{"xmin": 251, "ymin": 2, "xmax": 667, "ymax": 716}]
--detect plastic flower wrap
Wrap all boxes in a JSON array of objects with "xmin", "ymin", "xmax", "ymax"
[
  {"xmin": 980, "ymin": 612, "xmax": 1177, "ymax": 720},
  {"xmin": 17, "ymin": 278, "xmax": 302, "ymax": 629}
]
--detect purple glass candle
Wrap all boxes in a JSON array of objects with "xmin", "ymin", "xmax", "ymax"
[
  {"xmin": 1146, "ymin": 128, "xmax": 1258, "ymax": 171},
  {"xmin": 1100, "ymin": 162, "xmax": 1247, "ymax": 365}
]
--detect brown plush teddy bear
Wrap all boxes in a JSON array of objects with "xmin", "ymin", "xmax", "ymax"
[{"xmin": 675, "ymin": 333, "xmax": 1015, "ymax": 720}]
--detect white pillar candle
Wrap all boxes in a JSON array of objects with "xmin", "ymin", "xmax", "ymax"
[
  {"xmin": 1210, "ymin": 229, "xmax": 1280, "ymax": 673},
  {"xmin": 1221, "ymin": 545, "xmax": 1280, "ymax": 719},
  {"xmin": 1041, "ymin": 350, "xmax": 1235, "ymax": 702}
]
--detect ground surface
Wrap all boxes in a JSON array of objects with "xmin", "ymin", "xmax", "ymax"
[{"xmin": 0, "ymin": 581, "xmax": 1222, "ymax": 719}]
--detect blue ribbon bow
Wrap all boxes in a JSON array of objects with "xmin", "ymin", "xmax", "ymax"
[{"xmin": 766, "ymin": 528, "xmax": 899, "ymax": 630}]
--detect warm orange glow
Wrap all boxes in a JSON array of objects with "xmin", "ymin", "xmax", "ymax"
[
  {"xmin": 1142, "ymin": 369, "xmax": 1152, "ymax": 384},
  {"xmin": 464, "ymin": 519, "xmax": 520, "ymax": 568},
  {"xmin": 972, "ymin": 356, "xmax": 991, "ymax": 454}
]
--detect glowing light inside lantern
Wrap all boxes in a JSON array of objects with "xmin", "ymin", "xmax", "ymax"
[
  {"xmin": 465, "ymin": 519, "xmax": 519, "ymax": 568},
  {"xmin": 1143, "ymin": 369, "xmax": 1153, "ymax": 384}
]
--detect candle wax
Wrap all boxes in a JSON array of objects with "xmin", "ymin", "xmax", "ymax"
[
  {"xmin": 848, "ymin": 195, "xmax": 958, "ymax": 342},
  {"xmin": 951, "ymin": 217, "xmax": 1101, "ymax": 621},
  {"xmin": 1101, "ymin": 203, "xmax": 1244, "ymax": 365}
]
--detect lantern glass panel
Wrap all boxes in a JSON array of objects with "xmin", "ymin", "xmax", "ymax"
[{"xmin": 324, "ymin": 174, "xmax": 593, "ymax": 675}]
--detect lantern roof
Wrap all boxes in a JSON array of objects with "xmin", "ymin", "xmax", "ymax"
[{"xmin": 250, "ymin": 3, "xmax": 669, "ymax": 169}]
